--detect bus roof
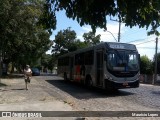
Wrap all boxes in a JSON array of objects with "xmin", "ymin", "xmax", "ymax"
[{"xmin": 58, "ymin": 42, "xmax": 137, "ymax": 58}]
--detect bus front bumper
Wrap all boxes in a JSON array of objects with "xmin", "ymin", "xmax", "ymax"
[{"xmin": 105, "ymin": 79, "xmax": 139, "ymax": 90}]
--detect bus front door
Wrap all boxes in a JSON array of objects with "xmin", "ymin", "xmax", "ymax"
[{"xmin": 96, "ymin": 50, "xmax": 103, "ymax": 86}]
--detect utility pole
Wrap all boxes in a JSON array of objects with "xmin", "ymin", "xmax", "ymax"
[
  {"xmin": 110, "ymin": 17, "xmax": 121, "ymax": 42},
  {"xmin": 152, "ymin": 37, "xmax": 158, "ymax": 84},
  {"xmin": 118, "ymin": 20, "xmax": 121, "ymax": 42},
  {"xmin": 0, "ymin": 51, "xmax": 2, "ymax": 83}
]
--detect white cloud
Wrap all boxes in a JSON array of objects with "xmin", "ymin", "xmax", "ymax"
[
  {"xmin": 77, "ymin": 23, "xmax": 126, "ymax": 42},
  {"xmin": 81, "ymin": 26, "xmax": 91, "ymax": 32},
  {"xmin": 96, "ymin": 23, "xmax": 125, "ymax": 42},
  {"xmin": 76, "ymin": 26, "xmax": 91, "ymax": 41},
  {"xmin": 131, "ymin": 35, "xmax": 159, "ymax": 60}
]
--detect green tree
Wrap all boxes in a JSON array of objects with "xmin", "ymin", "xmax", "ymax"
[
  {"xmin": 83, "ymin": 31, "xmax": 101, "ymax": 46},
  {"xmin": 52, "ymin": 28, "xmax": 102, "ymax": 56},
  {"xmin": 74, "ymin": 39, "xmax": 88, "ymax": 49},
  {"xmin": 41, "ymin": 53, "xmax": 57, "ymax": 72},
  {"xmin": 140, "ymin": 55, "xmax": 153, "ymax": 74},
  {"xmin": 41, "ymin": 54, "xmax": 51, "ymax": 68},
  {"xmin": 52, "ymin": 28, "xmax": 78, "ymax": 55},
  {"xmin": 47, "ymin": 0, "xmax": 160, "ymax": 35},
  {"xmin": 0, "ymin": 0, "xmax": 54, "ymax": 73}
]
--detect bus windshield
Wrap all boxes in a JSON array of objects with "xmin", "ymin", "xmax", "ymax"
[{"xmin": 107, "ymin": 50, "xmax": 139, "ymax": 72}]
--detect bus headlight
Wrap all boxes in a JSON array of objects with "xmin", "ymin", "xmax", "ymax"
[
  {"xmin": 109, "ymin": 77, "xmax": 113, "ymax": 81},
  {"xmin": 104, "ymin": 74, "xmax": 113, "ymax": 81},
  {"xmin": 104, "ymin": 74, "xmax": 109, "ymax": 79}
]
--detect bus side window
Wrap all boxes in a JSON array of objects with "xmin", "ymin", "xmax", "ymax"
[
  {"xmin": 58, "ymin": 58, "xmax": 62, "ymax": 66},
  {"xmin": 58, "ymin": 57, "xmax": 69, "ymax": 66},
  {"xmin": 75, "ymin": 55, "xmax": 78, "ymax": 65},
  {"xmin": 75, "ymin": 53, "xmax": 84, "ymax": 65}
]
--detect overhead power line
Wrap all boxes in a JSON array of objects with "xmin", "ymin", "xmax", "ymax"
[
  {"xmin": 135, "ymin": 39, "xmax": 155, "ymax": 45},
  {"xmin": 127, "ymin": 38, "xmax": 147, "ymax": 43},
  {"xmin": 137, "ymin": 47, "xmax": 155, "ymax": 49},
  {"xmin": 127, "ymin": 36, "xmax": 155, "ymax": 44}
]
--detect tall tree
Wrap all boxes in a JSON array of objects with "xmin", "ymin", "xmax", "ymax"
[
  {"xmin": 52, "ymin": 28, "xmax": 78, "ymax": 55},
  {"xmin": 0, "ymin": 0, "xmax": 54, "ymax": 70},
  {"xmin": 41, "ymin": 53, "xmax": 56, "ymax": 72},
  {"xmin": 47, "ymin": 0, "xmax": 160, "ymax": 35},
  {"xmin": 140, "ymin": 55, "xmax": 153, "ymax": 74},
  {"xmin": 74, "ymin": 39, "xmax": 88, "ymax": 49},
  {"xmin": 83, "ymin": 31, "xmax": 101, "ymax": 46}
]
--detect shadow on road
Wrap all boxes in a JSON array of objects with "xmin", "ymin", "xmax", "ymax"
[
  {"xmin": 0, "ymin": 88, "xmax": 26, "ymax": 91},
  {"xmin": 1, "ymin": 74, "xmax": 24, "ymax": 79},
  {"xmin": 11, "ymin": 88, "xmax": 26, "ymax": 90},
  {"xmin": 1, "ymin": 73, "xmax": 56, "ymax": 79},
  {"xmin": 152, "ymin": 91, "xmax": 160, "ymax": 95},
  {"xmin": 0, "ymin": 83, "xmax": 7, "ymax": 87},
  {"xmin": 45, "ymin": 79, "xmax": 135, "ymax": 100},
  {"xmin": 39, "ymin": 73, "xmax": 57, "ymax": 76}
]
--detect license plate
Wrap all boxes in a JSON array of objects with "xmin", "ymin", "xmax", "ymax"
[{"xmin": 123, "ymin": 82, "xmax": 128, "ymax": 86}]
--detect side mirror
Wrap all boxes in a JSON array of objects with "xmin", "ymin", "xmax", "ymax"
[{"xmin": 138, "ymin": 54, "xmax": 140, "ymax": 66}]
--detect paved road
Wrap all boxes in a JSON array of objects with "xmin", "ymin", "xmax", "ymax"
[
  {"xmin": 0, "ymin": 75, "xmax": 77, "ymax": 120},
  {"xmin": 34, "ymin": 75, "xmax": 160, "ymax": 120},
  {"xmin": 1, "ymin": 74, "xmax": 160, "ymax": 120},
  {"xmin": 35, "ymin": 75, "xmax": 160, "ymax": 110}
]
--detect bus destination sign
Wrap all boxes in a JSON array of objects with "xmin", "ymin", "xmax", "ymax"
[
  {"xmin": 109, "ymin": 44, "xmax": 125, "ymax": 49},
  {"xmin": 107, "ymin": 43, "xmax": 136, "ymax": 50}
]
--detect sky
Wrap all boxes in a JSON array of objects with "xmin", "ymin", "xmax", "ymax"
[{"xmin": 49, "ymin": 10, "xmax": 160, "ymax": 60}]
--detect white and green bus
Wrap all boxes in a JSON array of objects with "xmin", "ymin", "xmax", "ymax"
[{"xmin": 57, "ymin": 42, "xmax": 140, "ymax": 90}]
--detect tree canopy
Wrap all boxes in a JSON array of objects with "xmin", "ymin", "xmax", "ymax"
[
  {"xmin": 83, "ymin": 31, "xmax": 101, "ymax": 46},
  {"xmin": 47, "ymin": 0, "xmax": 160, "ymax": 35},
  {"xmin": 52, "ymin": 28, "xmax": 102, "ymax": 56},
  {"xmin": 0, "ymin": 0, "xmax": 53, "ymax": 68},
  {"xmin": 41, "ymin": 53, "xmax": 56, "ymax": 72},
  {"xmin": 140, "ymin": 55, "xmax": 153, "ymax": 74},
  {"xmin": 52, "ymin": 27, "xmax": 78, "ymax": 55}
]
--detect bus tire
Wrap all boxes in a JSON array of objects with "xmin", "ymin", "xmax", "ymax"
[
  {"xmin": 64, "ymin": 73, "xmax": 68, "ymax": 81},
  {"xmin": 85, "ymin": 75, "xmax": 93, "ymax": 88}
]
